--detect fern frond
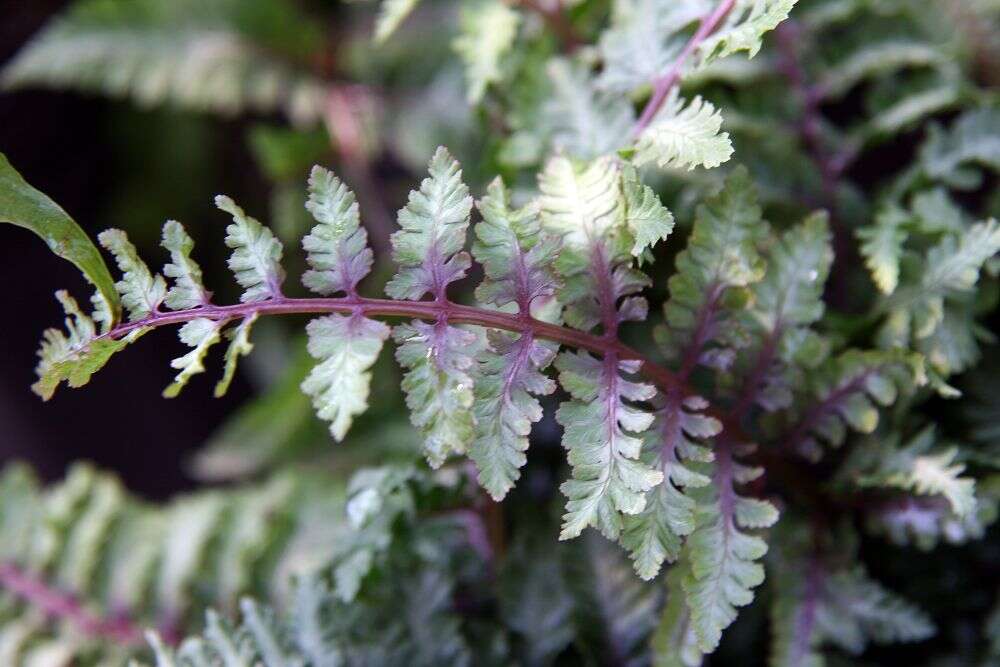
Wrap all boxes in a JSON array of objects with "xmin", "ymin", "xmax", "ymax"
[
  {"xmin": 696, "ymin": 0, "xmax": 799, "ymax": 67},
  {"xmin": 0, "ymin": 462, "xmax": 348, "ymax": 664},
  {"xmin": 621, "ymin": 394, "xmax": 718, "ymax": 580},
  {"xmin": 543, "ymin": 60, "xmax": 634, "ymax": 161},
  {"xmin": 161, "ymin": 220, "xmax": 210, "ymax": 310},
  {"xmin": 622, "ymin": 166, "xmax": 676, "ymax": 257},
  {"xmin": 303, "ymin": 313, "xmax": 391, "ymax": 442},
  {"xmin": 301, "ymin": 166, "xmax": 373, "ymax": 298},
  {"xmin": 857, "ymin": 426, "xmax": 977, "ymax": 518},
  {"xmin": 386, "ymin": 147, "xmax": 473, "ymax": 301},
  {"xmin": 217, "ymin": 195, "xmax": 286, "ymax": 303},
  {"xmin": 162, "ymin": 318, "xmax": 223, "ymax": 398},
  {"xmin": 683, "ymin": 438, "xmax": 778, "ymax": 652},
  {"xmin": 919, "ymin": 107, "xmax": 1000, "ymax": 182},
  {"xmin": 651, "ymin": 555, "xmax": 704, "ymax": 667},
  {"xmin": 556, "ymin": 351, "xmax": 662, "ymax": 540},
  {"xmin": 395, "ymin": 321, "xmax": 480, "ymax": 467},
  {"xmin": 215, "ymin": 313, "xmax": 257, "ymax": 398},
  {"xmin": 784, "ymin": 350, "xmax": 925, "ymax": 458},
  {"xmin": 33, "ymin": 291, "xmax": 145, "ymax": 400},
  {"xmin": 858, "ymin": 206, "xmax": 908, "ymax": 295},
  {"xmin": 596, "ymin": 0, "xmax": 706, "ymax": 94},
  {"xmin": 657, "ymin": 167, "xmax": 765, "ymax": 371},
  {"xmin": 815, "ymin": 566, "xmax": 935, "ymax": 654},
  {"xmin": 633, "ymin": 90, "xmax": 734, "ymax": 172},
  {"xmin": 453, "ymin": 0, "xmax": 520, "ymax": 105},
  {"xmin": 98, "ymin": 228, "xmax": 167, "ymax": 321},
  {"xmin": 469, "ymin": 179, "xmax": 559, "ymax": 499}
]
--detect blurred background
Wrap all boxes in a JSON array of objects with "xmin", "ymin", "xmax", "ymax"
[{"xmin": 0, "ymin": 0, "xmax": 467, "ymax": 496}]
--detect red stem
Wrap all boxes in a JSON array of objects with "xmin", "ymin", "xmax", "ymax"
[
  {"xmin": 102, "ymin": 296, "xmax": 685, "ymax": 393},
  {"xmin": 0, "ymin": 562, "xmax": 143, "ymax": 645},
  {"xmin": 633, "ymin": 0, "xmax": 737, "ymax": 134}
]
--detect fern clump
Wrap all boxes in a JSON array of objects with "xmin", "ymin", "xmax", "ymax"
[{"xmin": 2, "ymin": 0, "xmax": 1000, "ymax": 664}]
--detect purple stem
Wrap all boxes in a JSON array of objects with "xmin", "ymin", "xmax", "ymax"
[
  {"xmin": 0, "ymin": 562, "xmax": 143, "ymax": 646},
  {"xmin": 783, "ymin": 369, "xmax": 876, "ymax": 454},
  {"xmin": 633, "ymin": 0, "xmax": 738, "ymax": 134}
]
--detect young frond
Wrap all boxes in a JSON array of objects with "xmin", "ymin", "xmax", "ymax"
[{"xmin": 858, "ymin": 206, "xmax": 908, "ymax": 295}]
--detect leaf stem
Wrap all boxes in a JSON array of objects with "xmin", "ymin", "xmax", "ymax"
[
  {"xmin": 633, "ymin": 0, "xmax": 737, "ymax": 134},
  {"xmin": 100, "ymin": 295, "xmax": 685, "ymax": 392},
  {"xmin": 0, "ymin": 562, "xmax": 143, "ymax": 645}
]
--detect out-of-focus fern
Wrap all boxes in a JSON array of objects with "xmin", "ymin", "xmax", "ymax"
[{"xmin": 2, "ymin": 0, "xmax": 329, "ymax": 126}]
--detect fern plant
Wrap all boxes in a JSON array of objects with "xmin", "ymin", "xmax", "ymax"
[{"xmin": 3, "ymin": 0, "xmax": 1000, "ymax": 665}]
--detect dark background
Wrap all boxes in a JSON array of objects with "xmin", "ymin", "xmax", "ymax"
[{"xmin": 0, "ymin": 1, "xmax": 271, "ymax": 496}]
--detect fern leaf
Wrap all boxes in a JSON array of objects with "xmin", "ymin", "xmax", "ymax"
[
  {"xmin": 597, "ymin": 0, "xmax": 708, "ymax": 93},
  {"xmin": 919, "ymin": 108, "xmax": 1000, "ymax": 181},
  {"xmin": 453, "ymin": 0, "xmax": 520, "ymax": 104},
  {"xmin": 161, "ymin": 220, "xmax": 210, "ymax": 310},
  {"xmin": 386, "ymin": 147, "xmax": 473, "ymax": 301},
  {"xmin": 163, "ymin": 318, "xmax": 223, "ymax": 398},
  {"xmin": 657, "ymin": 167, "xmax": 765, "ymax": 369},
  {"xmin": 858, "ymin": 206, "xmax": 908, "ymax": 295},
  {"xmin": 622, "ymin": 166, "xmax": 676, "ymax": 257},
  {"xmin": 556, "ymin": 351, "xmax": 663, "ymax": 540},
  {"xmin": 33, "ymin": 291, "xmax": 146, "ymax": 400},
  {"xmin": 922, "ymin": 218, "xmax": 1000, "ymax": 295},
  {"xmin": 633, "ymin": 91, "xmax": 733, "ymax": 171},
  {"xmin": 374, "ymin": 0, "xmax": 420, "ymax": 43},
  {"xmin": 651, "ymin": 554, "xmax": 704, "ymax": 667},
  {"xmin": 683, "ymin": 439, "xmax": 778, "ymax": 652},
  {"xmin": 817, "ymin": 566, "xmax": 935, "ymax": 654},
  {"xmin": 622, "ymin": 394, "xmax": 718, "ymax": 580},
  {"xmin": 472, "ymin": 177, "xmax": 559, "ymax": 310},
  {"xmin": 696, "ymin": 0, "xmax": 799, "ymax": 67},
  {"xmin": 858, "ymin": 426, "xmax": 976, "ymax": 518},
  {"xmin": 786, "ymin": 350, "xmax": 925, "ymax": 457},
  {"xmin": 302, "ymin": 166, "xmax": 373, "ymax": 297},
  {"xmin": 98, "ymin": 228, "xmax": 167, "ymax": 321},
  {"xmin": 753, "ymin": 212, "xmax": 832, "ymax": 333},
  {"xmin": 214, "ymin": 313, "xmax": 257, "ymax": 398},
  {"xmin": 544, "ymin": 59, "xmax": 635, "ymax": 160},
  {"xmin": 538, "ymin": 155, "xmax": 625, "ymax": 253},
  {"xmin": 216, "ymin": 195, "xmax": 286, "ymax": 303},
  {"xmin": 302, "ymin": 313, "xmax": 391, "ymax": 442},
  {"xmin": 395, "ymin": 321, "xmax": 479, "ymax": 467},
  {"xmin": 469, "ymin": 179, "xmax": 559, "ymax": 499}
]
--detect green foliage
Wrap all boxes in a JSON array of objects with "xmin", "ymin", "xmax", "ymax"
[{"xmin": 0, "ymin": 153, "xmax": 120, "ymax": 325}]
